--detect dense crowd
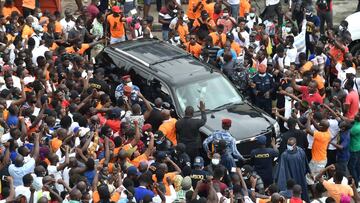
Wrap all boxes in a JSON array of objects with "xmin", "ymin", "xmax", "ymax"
[{"xmin": 0, "ymin": 0, "xmax": 359, "ymax": 202}]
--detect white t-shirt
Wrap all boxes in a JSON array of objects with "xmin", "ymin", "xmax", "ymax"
[
  {"xmin": 47, "ymin": 165, "xmax": 64, "ymax": 192},
  {"xmin": 328, "ymin": 119, "xmax": 339, "ymax": 150},
  {"xmin": 232, "ymin": 29, "xmax": 249, "ymax": 48},
  {"xmin": 60, "ymin": 18, "xmax": 75, "ymax": 35},
  {"xmin": 284, "ymin": 46, "xmax": 297, "ymax": 66},
  {"xmin": 266, "ymin": 0, "xmax": 280, "ymax": 6},
  {"xmin": 32, "ymin": 45, "xmax": 49, "ymax": 65},
  {"xmin": 228, "ymin": 0, "xmax": 239, "ymax": 5},
  {"xmin": 307, "ymin": 125, "xmax": 315, "ymax": 149},
  {"xmin": 246, "ymin": 15, "xmax": 262, "ymax": 30},
  {"xmin": 15, "ymin": 185, "xmax": 31, "ymax": 203}
]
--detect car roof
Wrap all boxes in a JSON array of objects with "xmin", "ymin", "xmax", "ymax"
[{"xmin": 107, "ymin": 39, "xmax": 220, "ymax": 85}]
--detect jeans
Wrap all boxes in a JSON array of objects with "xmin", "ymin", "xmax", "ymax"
[
  {"xmin": 162, "ymin": 30, "xmax": 169, "ymax": 41},
  {"xmin": 230, "ymin": 4, "xmax": 239, "ymax": 20},
  {"xmin": 348, "ymin": 151, "xmax": 360, "ymax": 187},
  {"xmin": 317, "ymin": 10, "xmax": 333, "ymax": 34},
  {"xmin": 110, "ymin": 36, "xmax": 126, "ymax": 44}
]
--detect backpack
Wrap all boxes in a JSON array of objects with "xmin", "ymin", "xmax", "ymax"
[{"xmin": 317, "ymin": 0, "xmax": 328, "ymax": 10}]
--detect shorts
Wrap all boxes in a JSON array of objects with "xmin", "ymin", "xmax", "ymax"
[
  {"xmin": 110, "ymin": 36, "xmax": 126, "ymax": 44},
  {"xmin": 144, "ymin": 0, "xmax": 151, "ymax": 5},
  {"xmin": 309, "ymin": 159, "xmax": 327, "ymax": 177}
]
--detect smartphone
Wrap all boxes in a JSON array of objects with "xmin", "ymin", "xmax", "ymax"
[
  {"xmin": 1, "ymin": 176, "xmax": 7, "ymax": 181},
  {"xmin": 231, "ymin": 167, "xmax": 237, "ymax": 173}
]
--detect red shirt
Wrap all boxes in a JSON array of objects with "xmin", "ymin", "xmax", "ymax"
[
  {"xmin": 299, "ymin": 86, "xmax": 323, "ymax": 105},
  {"xmin": 289, "ymin": 197, "xmax": 305, "ymax": 203},
  {"xmin": 345, "ymin": 90, "xmax": 359, "ymax": 119}
]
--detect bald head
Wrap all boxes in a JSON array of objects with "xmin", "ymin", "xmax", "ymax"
[
  {"xmin": 139, "ymin": 161, "xmax": 148, "ymax": 172},
  {"xmin": 14, "ymin": 154, "xmax": 24, "ymax": 167},
  {"xmin": 37, "ymin": 197, "xmax": 48, "ymax": 203},
  {"xmin": 161, "ymin": 109, "xmax": 171, "ymax": 120},
  {"xmin": 155, "ymin": 98, "xmax": 163, "ymax": 108}
]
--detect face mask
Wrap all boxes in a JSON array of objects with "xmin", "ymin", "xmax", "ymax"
[
  {"xmin": 67, "ymin": 63, "xmax": 73, "ymax": 70},
  {"xmin": 31, "ymin": 22, "xmax": 37, "ymax": 28},
  {"xmin": 287, "ymin": 144, "xmax": 294, "ymax": 151},
  {"xmin": 223, "ymin": 13, "xmax": 228, "ymax": 17},
  {"xmin": 259, "ymin": 73, "xmax": 266, "ymax": 77},
  {"xmin": 211, "ymin": 159, "xmax": 220, "ymax": 165},
  {"xmin": 285, "ymin": 27, "xmax": 292, "ymax": 33},
  {"xmin": 249, "ymin": 13, "xmax": 255, "ymax": 18},
  {"xmin": 339, "ymin": 25, "xmax": 345, "ymax": 31},
  {"xmin": 127, "ymin": 82, "xmax": 133, "ymax": 88},
  {"xmin": 37, "ymin": 13, "xmax": 42, "ymax": 18},
  {"xmin": 156, "ymin": 140, "xmax": 163, "ymax": 145},
  {"xmin": 78, "ymin": 25, "xmax": 84, "ymax": 29}
]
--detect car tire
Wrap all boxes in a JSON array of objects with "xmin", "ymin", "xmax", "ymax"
[{"xmin": 350, "ymin": 42, "xmax": 360, "ymax": 56}]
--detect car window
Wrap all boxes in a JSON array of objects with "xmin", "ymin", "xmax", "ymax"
[{"xmin": 175, "ymin": 75, "xmax": 242, "ymax": 115}]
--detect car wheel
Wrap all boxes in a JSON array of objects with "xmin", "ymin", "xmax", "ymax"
[{"xmin": 350, "ymin": 42, "xmax": 360, "ymax": 56}]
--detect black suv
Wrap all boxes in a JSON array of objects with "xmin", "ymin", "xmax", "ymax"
[{"xmin": 96, "ymin": 38, "xmax": 280, "ymax": 157}]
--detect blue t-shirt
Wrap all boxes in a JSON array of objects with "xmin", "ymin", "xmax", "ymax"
[
  {"xmin": 135, "ymin": 186, "xmax": 154, "ymax": 202},
  {"xmin": 84, "ymin": 170, "xmax": 96, "ymax": 185},
  {"xmin": 337, "ymin": 130, "xmax": 351, "ymax": 161}
]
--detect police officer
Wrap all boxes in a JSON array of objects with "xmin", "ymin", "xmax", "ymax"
[
  {"xmin": 190, "ymin": 156, "xmax": 210, "ymax": 189},
  {"xmin": 250, "ymin": 64, "xmax": 274, "ymax": 115},
  {"xmin": 114, "ymin": 75, "xmax": 141, "ymax": 103},
  {"xmin": 203, "ymin": 119, "xmax": 244, "ymax": 161}
]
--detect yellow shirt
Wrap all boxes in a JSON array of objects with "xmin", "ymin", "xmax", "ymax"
[{"xmin": 22, "ymin": 25, "xmax": 34, "ymax": 39}]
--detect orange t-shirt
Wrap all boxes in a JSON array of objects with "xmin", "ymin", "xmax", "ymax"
[
  {"xmin": 107, "ymin": 14, "xmax": 125, "ymax": 38},
  {"xmin": 152, "ymin": 172, "xmax": 177, "ymax": 196},
  {"xmin": 329, "ymin": 45, "xmax": 348, "ymax": 63},
  {"xmin": 322, "ymin": 180, "xmax": 354, "ymax": 203},
  {"xmin": 177, "ymin": 24, "xmax": 189, "ymax": 44},
  {"xmin": 187, "ymin": 0, "xmax": 205, "ymax": 20},
  {"xmin": 22, "ymin": 25, "xmax": 34, "ymax": 39},
  {"xmin": 130, "ymin": 153, "xmax": 148, "ymax": 168},
  {"xmin": 231, "ymin": 42, "xmax": 242, "ymax": 56},
  {"xmin": 185, "ymin": 42, "xmax": 202, "ymax": 58},
  {"xmin": 54, "ymin": 21, "xmax": 63, "ymax": 33},
  {"xmin": 311, "ymin": 130, "xmax": 331, "ymax": 162},
  {"xmin": 313, "ymin": 75, "xmax": 325, "ymax": 90},
  {"xmin": 49, "ymin": 42, "xmax": 59, "ymax": 51},
  {"xmin": 193, "ymin": 18, "xmax": 215, "ymax": 30},
  {"xmin": 22, "ymin": 0, "xmax": 36, "ymax": 9},
  {"xmin": 2, "ymin": 6, "xmax": 21, "ymax": 17},
  {"xmin": 65, "ymin": 44, "xmax": 90, "ymax": 55},
  {"xmin": 50, "ymin": 138, "xmax": 62, "ymax": 152},
  {"xmin": 158, "ymin": 118, "xmax": 177, "ymax": 145},
  {"xmin": 209, "ymin": 32, "xmax": 226, "ymax": 48},
  {"xmin": 92, "ymin": 191, "xmax": 120, "ymax": 203},
  {"xmin": 203, "ymin": 2, "xmax": 215, "ymax": 20},
  {"xmin": 239, "ymin": 0, "xmax": 251, "ymax": 17},
  {"xmin": 6, "ymin": 34, "xmax": 16, "ymax": 43}
]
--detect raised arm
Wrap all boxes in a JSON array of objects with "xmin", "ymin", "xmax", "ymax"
[
  {"xmin": 56, "ymin": 146, "xmax": 69, "ymax": 171},
  {"xmin": 31, "ymin": 133, "xmax": 40, "ymax": 160},
  {"xmin": 138, "ymin": 92, "xmax": 153, "ymax": 120},
  {"xmin": 5, "ymin": 176, "xmax": 15, "ymax": 202},
  {"xmin": 0, "ymin": 142, "xmax": 11, "ymax": 170},
  {"xmin": 104, "ymin": 136, "xmax": 110, "ymax": 165},
  {"xmin": 144, "ymin": 131, "xmax": 155, "ymax": 157},
  {"xmin": 197, "ymin": 101, "xmax": 207, "ymax": 127},
  {"xmin": 130, "ymin": 121, "xmax": 141, "ymax": 147},
  {"xmin": 11, "ymin": 79, "xmax": 26, "ymax": 106},
  {"xmin": 164, "ymin": 156, "xmax": 181, "ymax": 174},
  {"xmin": 291, "ymin": 75, "xmax": 301, "ymax": 92},
  {"xmin": 305, "ymin": 114, "xmax": 314, "ymax": 136}
]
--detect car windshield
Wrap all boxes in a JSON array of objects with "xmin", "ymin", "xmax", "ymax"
[{"xmin": 175, "ymin": 75, "xmax": 243, "ymax": 114}]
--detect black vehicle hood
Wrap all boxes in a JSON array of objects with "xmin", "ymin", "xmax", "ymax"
[{"xmin": 196, "ymin": 102, "xmax": 276, "ymax": 141}]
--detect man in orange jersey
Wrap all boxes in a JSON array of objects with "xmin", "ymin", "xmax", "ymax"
[
  {"xmin": 184, "ymin": 34, "xmax": 202, "ymax": 58},
  {"xmin": 158, "ymin": 109, "xmax": 177, "ymax": 146},
  {"xmin": 107, "ymin": 6, "xmax": 126, "ymax": 44}
]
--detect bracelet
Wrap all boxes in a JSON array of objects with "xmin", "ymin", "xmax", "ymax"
[{"xmin": 250, "ymin": 188, "xmax": 255, "ymax": 191}]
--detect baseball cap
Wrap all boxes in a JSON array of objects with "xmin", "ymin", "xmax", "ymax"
[
  {"xmin": 156, "ymin": 151, "xmax": 167, "ymax": 160},
  {"xmin": 112, "ymin": 6, "xmax": 122, "ymax": 13},
  {"xmin": 127, "ymin": 166, "xmax": 141, "ymax": 176},
  {"xmin": 256, "ymin": 135, "xmax": 267, "ymax": 145},
  {"xmin": 193, "ymin": 156, "xmax": 204, "ymax": 167},
  {"xmin": 222, "ymin": 118, "xmax": 232, "ymax": 126}
]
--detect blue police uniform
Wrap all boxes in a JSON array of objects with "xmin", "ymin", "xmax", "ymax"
[{"xmin": 251, "ymin": 73, "xmax": 274, "ymax": 114}]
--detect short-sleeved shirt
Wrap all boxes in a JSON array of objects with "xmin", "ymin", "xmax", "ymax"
[
  {"xmin": 250, "ymin": 148, "xmax": 278, "ymax": 184},
  {"xmin": 311, "ymin": 130, "xmax": 331, "ymax": 162},
  {"xmin": 135, "ymin": 186, "xmax": 155, "ymax": 202},
  {"xmin": 344, "ymin": 90, "xmax": 359, "ymax": 120},
  {"xmin": 350, "ymin": 122, "xmax": 360, "ymax": 152},
  {"xmin": 9, "ymin": 158, "xmax": 36, "ymax": 186},
  {"xmin": 322, "ymin": 180, "xmax": 353, "ymax": 203},
  {"xmin": 209, "ymin": 32, "xmax": 226, "ymax": 48},
  {"xmin": 298, "ymin": 86, "xmax": 323, "ymax": 105},
  {"xmin": 312, "ymin": 75, "xmax": 325, "ymax": 90},
  {"xmin": 22, "ymin": 25, "xmax": 34, "ymax": 39},
  {"xmin": 107, "ymin": 14, "xmax": 125, "ymax": 38},
  {"xmin": 93, "ymin": 191, "xmax": 120, "ymax": 203},
  {"xmin": 185, "ymin": 42, "xmax": 202, "ymax": 58},
  {"xmin": 152, "ymin": 172, "xmax": 177, "ymax": 196}
]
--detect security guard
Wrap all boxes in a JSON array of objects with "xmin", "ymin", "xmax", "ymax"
[
  {"xmin": 250, "ymin": 64, "xmax": 274, "ymax": 115},
  {"xmin": 190, "ymin": 156, "xmax": 210, "ymax": 189}
]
